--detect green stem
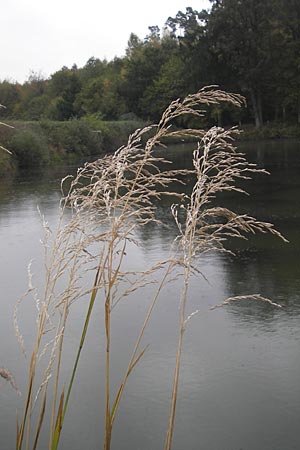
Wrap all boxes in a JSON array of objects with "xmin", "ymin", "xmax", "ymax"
[{"xmin": 51, "ymin": 266, "xmax": 101, "ymax": 450}]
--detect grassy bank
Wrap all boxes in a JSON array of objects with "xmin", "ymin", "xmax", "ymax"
[
  {"xmin": 0, "ymin": 118, "xmax": 144, "ymax": 174},
  {"xmin": 1, "ymin": 119, "xmax": 300, "ymax": 176},
  {"xmin": 240, "ymin": 122, "xmax": 300, "ymax": 140},
  {"xmin": 0, "ymin": 149, "xmax": 15, "ymax": 176}
]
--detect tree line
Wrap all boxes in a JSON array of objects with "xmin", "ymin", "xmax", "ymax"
[{"xmin": 1, "ymin": 0, "xmax": 299, "ymax": 128}]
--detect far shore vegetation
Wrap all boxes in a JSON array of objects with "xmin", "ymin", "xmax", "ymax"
[
  {"xmin": 1, "ymin": 118, "xmax": 300, "ymax": 176},
  {"xmin": 0, "ymin": 118, "xmax": 144, "ymax": 173},
  {"xmin": 1, "ymin": 0, "xmax": 300, "ymax": 173}
]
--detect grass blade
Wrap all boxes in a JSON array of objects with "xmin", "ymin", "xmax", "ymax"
[{"xmin": 51, "ymin": 391, "xmax": 64, "ymax": 450}]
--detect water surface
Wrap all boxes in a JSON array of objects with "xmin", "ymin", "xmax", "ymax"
[{"xmin": 0, "ymin": 140, "xmax": 299, "ymax": 450}]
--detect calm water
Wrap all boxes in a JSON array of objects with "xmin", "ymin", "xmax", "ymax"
[{"xmin": 0, "ymin": 140, "xmax": 300, "ymax": 450}]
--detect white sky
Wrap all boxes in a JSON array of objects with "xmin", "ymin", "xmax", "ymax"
[{"xmin": 1, "ymin": 0, "xmax": 211, "ymax": 83}]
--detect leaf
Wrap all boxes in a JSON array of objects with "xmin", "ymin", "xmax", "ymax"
[
  {"xmin": 111, "ymin": 345, "xmax": 149, "ymax": 424},
  {"xmin": 32, "ymin": 393, "xmax": 46, "ymax": 450}
]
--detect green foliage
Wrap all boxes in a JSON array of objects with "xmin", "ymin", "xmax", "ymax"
[
  {"xmin": 10, "ymin": 128, "xmax": 50, "ymax": 168},
  {"xmin": 39, "ymin": 120, "xmax": 103, "ymax": 156},
  {"xmin": 46, "ymin": 68, "xmax": 81, "ymax": 120},
  {"xmin": 78, "ymin": 57, "xmax": 108, "ymax": 82},
  {"xmin": 207, "ymin": 0, "xmax": 276, "ymax": 126},
  {"xmin": 92, "ymin": 119, "xmax": 145, "ymax": 152},
  {"xmin": 0, "ymin": 82, "xmax": 21, "ymax": 118},
  {"xmin": 25, "ymin": 95, "xmax": 49, "ymax": 120},
  {"xmin": 0, "ymin": 117, "xmax": 147, "ymax": 171},
  {"xmin": 75, "ymin": 75, "xmax": 126, "ymax": 119},
  {"xmin": 166, "ymin": 7, "xmax": 211, "ymax": 92},
  {"xmin": 138, "ymin": 51, "xmax": 186, "ymax": 119},
  {"xmin": 0, "ymin": 149, "xmax": 15, "ymax": 176},
  {"xmin": 240, "ymin": 122, "xmax": 300, "ymax": 140},
  {"xmin": 17, "ymin": 73, "xmax": 49, "ymax": 120},
  {"xmin": 121, "ymin": 28, "xmax": 180, "ymax": 119}
]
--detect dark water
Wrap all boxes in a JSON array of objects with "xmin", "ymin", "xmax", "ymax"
[{"xmin": 0, "ymin": 140, "xmax": 300, "ymax": 450}]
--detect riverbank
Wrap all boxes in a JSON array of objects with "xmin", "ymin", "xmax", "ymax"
[
  {"xmin": 1, "ymin": 119, "xmax": 300, "ymax": 176},
  {"xmin": 240, "ymin": 122, "xmax": 300, "ymax": 140},
  {"xmin": 0, "ymin": 118, "xmax": 144, "ymax": 175}
]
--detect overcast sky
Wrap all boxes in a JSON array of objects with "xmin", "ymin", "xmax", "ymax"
[{"xmin": 2, "ymin": 0, "xmax": 211, "ymax": 83}]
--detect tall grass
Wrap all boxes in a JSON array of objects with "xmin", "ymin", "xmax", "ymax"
[{"xmin": 14, "ymin": 87, "xmax": 286, "ymax": 450}]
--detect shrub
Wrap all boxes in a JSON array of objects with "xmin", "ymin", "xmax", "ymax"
[
  {"xmin": 99, "ymin": 119, "xmax": 145, "ymax": 152},
  {"xmin": 0, "ymin": 149, "xmax": 15, "ymax": 175},
  {"xmin": 40, "ymin": 119, "xmax": 103, "ymax": 157},
  {"xmin": 10, "ymin": 128, "xmax": 49, "ymax": 168}
]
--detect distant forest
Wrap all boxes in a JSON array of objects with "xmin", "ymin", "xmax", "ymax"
[{"xmin": 1, "ymin": 0, "xmax": 300, "ymax": 128}]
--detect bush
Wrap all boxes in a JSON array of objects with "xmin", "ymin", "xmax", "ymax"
[
  {"xmin": 0, "ymin": 150, "xmax": 15, "ymax": 176},
  {"xmin": 240, "ymin": 122, "xmax": 300, "ymax": 140},
  {"xmin": 2, "ymin": 118, "xmax": 145, "ymax": 171},
  {"xmin": 40, "ymin": 119, "xmax": 103, "ymax": 156},
  {"xmin": 10, "ymin": 128, "xmax": 49, "ymax": 168},
  {"xmin": 81, "ymin": 116, "xmax": 145, "ymax": 152},
  {"xmin": 98, "ymin": 120, "xmax": 145, "ymax": 152}
]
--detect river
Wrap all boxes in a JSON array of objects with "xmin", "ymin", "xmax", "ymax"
[{"xmin": 0, "ymin": 139, "xmax": 299, "ymax": 450}]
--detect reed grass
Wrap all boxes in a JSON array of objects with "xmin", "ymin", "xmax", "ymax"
[
  {"xmin": 14, "ymin": 87, "xmax": 286, "ymax": 450},
  {"xmin": 0, "ymin": 367, "xmax": 21, "ymax": 396}
]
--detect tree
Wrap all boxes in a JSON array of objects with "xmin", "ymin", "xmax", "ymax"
[
  {"xmin": 47, "ymin": 67, "xmax": 81, "ymax": 120},
  {"xmin": 122, "ymin": 28, "xmax": 181, "ymax": 119},
  {"xmin": 75, "ymin": 58, "xmax": 126, "ymax": 119},
  {"xmin": 139, "ymin": 51, "xmax": 186, "ymax": 119},
  {"xmin": 275, "ymin": 0, "xmax": 300, "ymax": 122},
  {"xmin": 207, "ymin": 0, "xmax": 279, "ymax": 127},
  {"xmin": 165, "ymin": 7, "xmax": 212, "ymax": 92},
  {"xmin": 0, "ymin": 81, "xmax": 21, "ymax": 118},
  {"xmin": 122, "ymin": 31, "xmax": 161, "ymax": 117},
  {"xmin": 78, "ymin": 57, "xmax": 108, "ymax": 82}
]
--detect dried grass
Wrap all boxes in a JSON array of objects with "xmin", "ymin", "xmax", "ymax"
[
  {"xmin": 13, "ymin": 87, "xmax": 286, "ymax": 450},
  {"xmin": 0, "ymin": 367, "xmax": 21, "ymax": 396}
]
